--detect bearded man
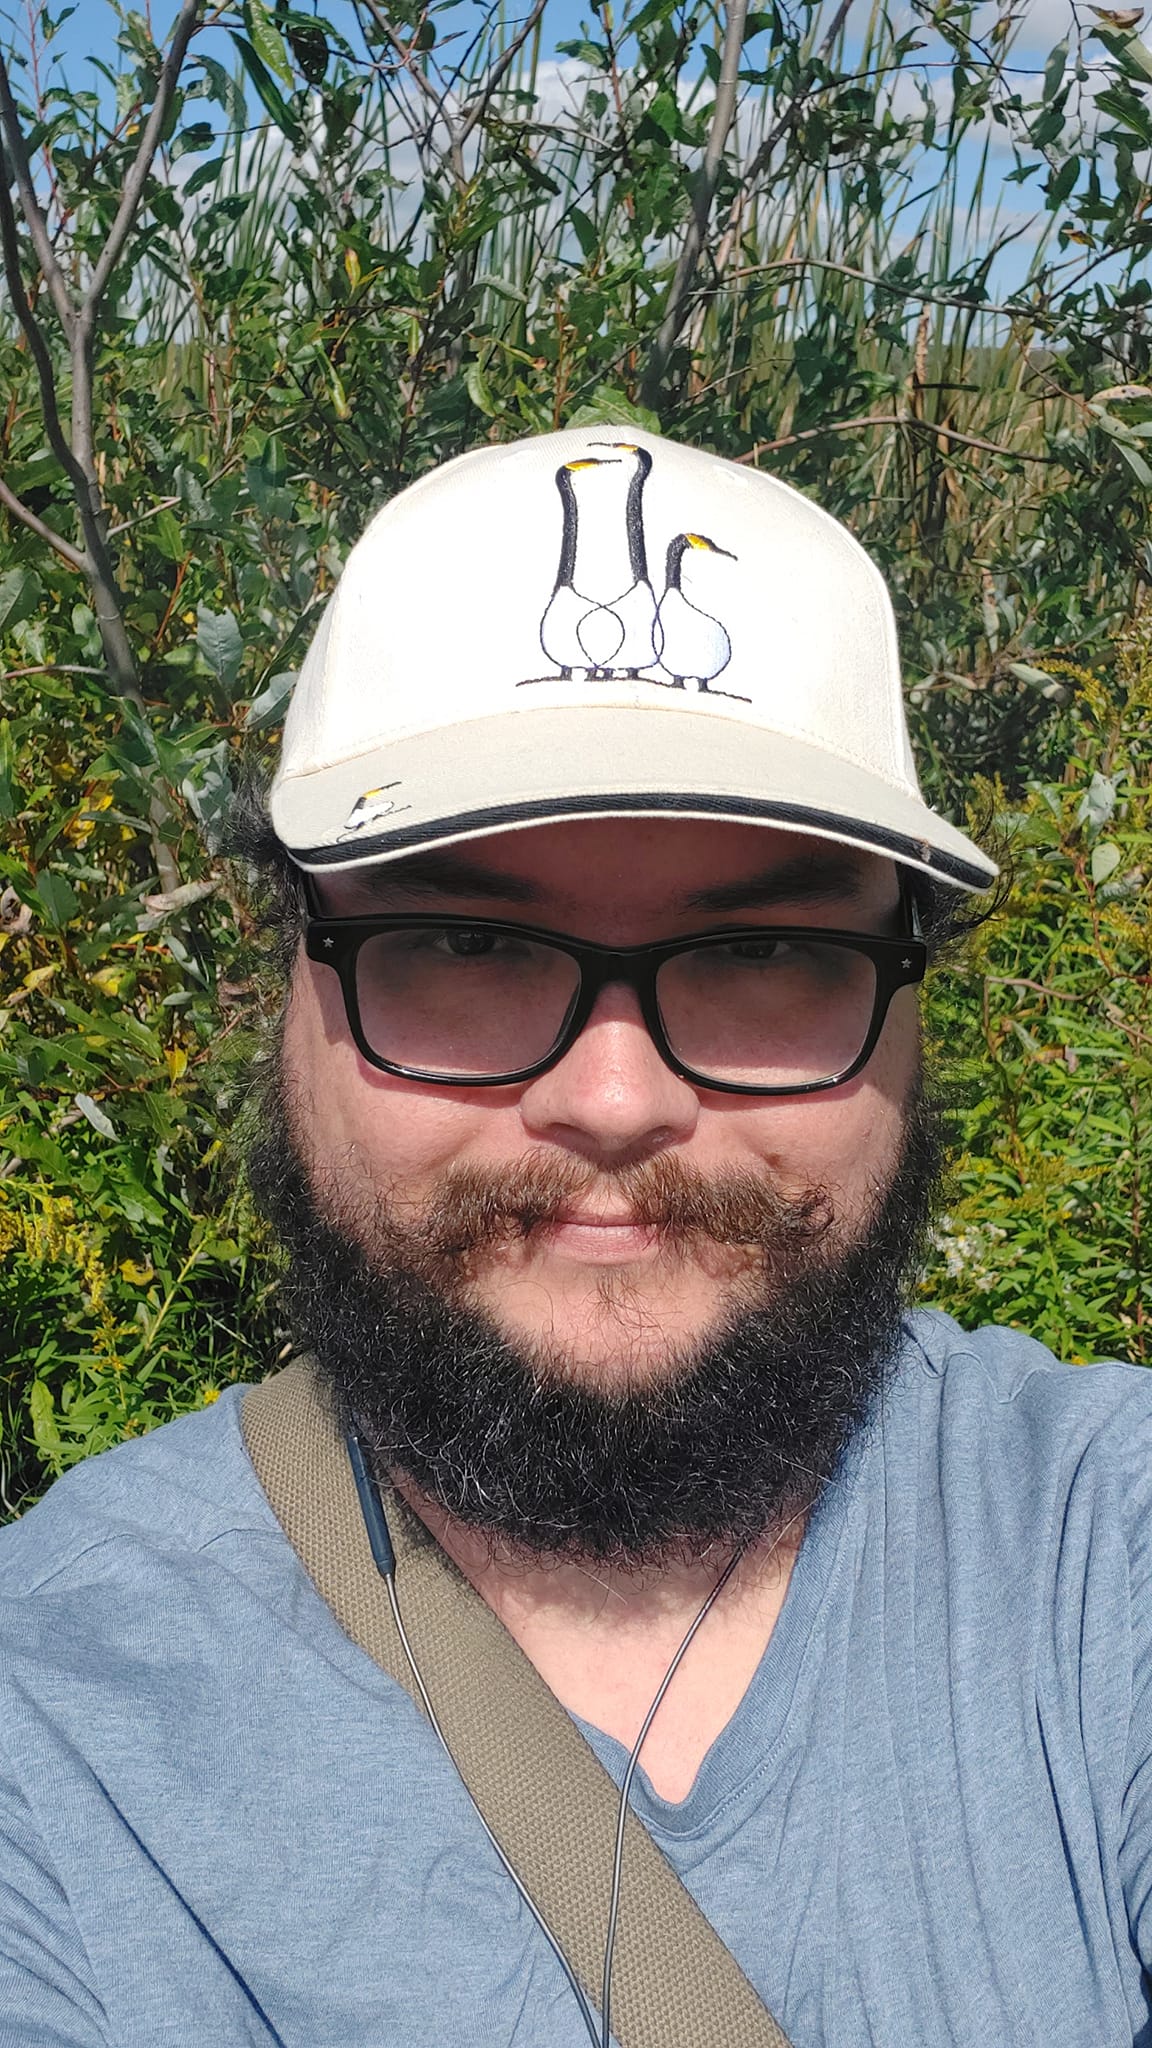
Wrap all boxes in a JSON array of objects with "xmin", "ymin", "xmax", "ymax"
[{"xmin": 2, "ymin": 429, "xmax": 1151, "ymax": 2048}]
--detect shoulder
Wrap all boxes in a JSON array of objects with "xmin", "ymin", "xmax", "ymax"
[
  {"xmin": 895, "ymin": 1307, "xmax": 1152, "ymax": 1542},
  {"xmin": 903, "ymin": 1305, "xmax": 1152, "ymax": 1430},
  {"xmin": 0, "ymin": 1387, "xmax": 278, "ymax": 1600}
]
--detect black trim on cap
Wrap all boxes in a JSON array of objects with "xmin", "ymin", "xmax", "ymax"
[{"xmin": 287, "ymin": 791, "xmax": 995, "ymax": 890}]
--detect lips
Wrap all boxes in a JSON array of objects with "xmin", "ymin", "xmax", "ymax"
[{"xmin": 551, "ymin": 1209, "xmax": 643, "ymax": 1229}]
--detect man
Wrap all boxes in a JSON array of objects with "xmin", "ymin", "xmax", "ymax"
[{"xmin": 2, "ymin": 427, "xmax": 1151, "ymax": 2048}]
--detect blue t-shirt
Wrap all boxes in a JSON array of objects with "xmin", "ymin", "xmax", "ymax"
[{"xmin": 2, "ymin": 1310, "xmax": 1152, "ymax": 2047}]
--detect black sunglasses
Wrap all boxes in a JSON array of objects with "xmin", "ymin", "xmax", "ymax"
[{"xmin": 304, "ymin": 906, "xmax": 926, "ymax": 1097}]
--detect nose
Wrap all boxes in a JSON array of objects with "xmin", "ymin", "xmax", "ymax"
[{"xmin": 518, "ymin": 980, "xmax": 700, "ymax": 1164}]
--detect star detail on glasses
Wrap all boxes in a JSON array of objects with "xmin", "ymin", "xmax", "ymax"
[
  {"xmin": 323, "ymin": 937, "xmax": 335, "ymax": 948},
  {"xmin": 902, "ymin": 956, "xmax": 912, "ymax": 968}
]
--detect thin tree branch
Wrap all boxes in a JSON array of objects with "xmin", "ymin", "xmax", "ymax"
[
  {"xmin": 0, "ymin": 662, "xmax": 108, "ymax": 678},
  {"xmin": 456, "ymin": 0, "xmax": 550, "ymax": 149},
  {"xmin": 724, "ymin": 255, "xmax": 1043, "ymax": 322},
  {"xmin": 738, "ymin": 414, "xmax": 1062, "ymax": 463},
  {"xmin": 640, "ymin": 0, "xmax": 749, "ymax": 406},
  {"xmin": 0, "ymin": 143, "xmax": 89, "ymax": 496},
  {"xmin": 704, "ymin": 0, "xmax": 856, "ymax": 299},
  {"xmin": 0, "ymin": 474, "xmax": 89, "ymax": 571},
  {"xmin": 361, "ymin": 0, "xmax": 462, "ymax": 173},
  {"xmin": 0, "ymin": 48, "xmax": 74, "ymax": 334},
  {"xmin": 80, "ymin": 0, "xmax": 205, "ymax": 324},
  {"xmin": 105, "ymin": 494, "xmax": 183, "ymax": 539},
  {"xmin": 737, "ymin": 0, "xmax": 854, "ymax": 200}
]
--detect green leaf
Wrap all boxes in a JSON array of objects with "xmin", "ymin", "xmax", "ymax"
[
  {"xmin": 184, "ymin": 153, "xmax": 226, "ymax": 197},
  {"xmin": 1077, "ymin": 772, "xmax": 1116, "ymax": 835},
  {"xmin": 1094, "ymin": 84, "xmax": 1152, "ymax": 149},
  {"xmin": 29, "ymin": 1380, "xmax": 62, "ymax": 1465},
  {"xmin": 1008, "ymin": 661, "xmax": 1060, "ymax": 689},
  {"xmin": 1090, "ymin": 841, "xmax": 1122, "ymax": 885},
  {"xmin": 630, "ymin": 0, "xmax": 676, "ymax": 33},
  {"xmin": 566, "ymin": 387, "xmax": 661, "ymax": 432},
  {"xmin": 1046, "ymin": 156, "xmax": 1078, "ymax": 210},
  {"xmin": 568, "ymin": 207, "xmax": 600, "ymax": 262},
  {"xmin": 243, "ymin": 0, "xmax": 295, "ymax": 86},
  {"xmin": 230, "ymin": 33, "xmax": 302, "ymax": 141},
  {"xmin": 465, "ymin": 360, "xmax": 497, "ymax": 417},
  {"xmin": 74, "ymin": 1092, "xmax": 117, "ymax": 1139},
  {"xmin": 555, "ymin": 37, "xmax": 610, "ymax": 69},
  {"xmin": 244, "ymin": 670, "xmax": 296, "ymax": 729},
  {"xmin": 33, "ymin": 871, "xmax": 78, "ymax": 927},
  {"xmin": 194, "ymin": 54, "xmax": 246, "ymax": 128},
  {"xmin": 1115, "ymin": 438, "xmax": 1152, "ymax": 487},
  {"xmin": 152, "ymin": 508, "xmax": 186, "ymax": 561},
  {"xmin": 0, "ymin": 567, "xmax": 42, "ymax": 635},
  {"xmin": 196, "ymin": 605, "xmax": 244, "ymax": 688}
]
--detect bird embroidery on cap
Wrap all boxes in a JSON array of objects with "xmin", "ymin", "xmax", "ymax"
[
  {"xmin": 654, "ymin": 533, "xmax": 746, "ymax": 699},
  {"xmin": 522, "ymin": 443, "xmax": 744, "ymax": 698},
  {"xmin": 536, "ymin": 445, "xmax": 658, "ymax": 679},
  {"xmin": 338, "ymin": 783, "xmax": 410, "ymax": 838}
]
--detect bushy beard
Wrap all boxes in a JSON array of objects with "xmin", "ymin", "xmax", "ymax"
[{"xmin": 246, "ymin": 1056, "xmax": 943, "ymax": 1568}]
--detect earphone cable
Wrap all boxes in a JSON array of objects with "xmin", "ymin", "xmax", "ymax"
[
  {"xmin": 348, "ymin": 1427, "xmax": 601, "ymax": 2048},
  {"xmin": 350, "ymin": 1424, "xmax": 764, "ymax": 2048},
  {"xmin": 598, "ymin": 1542, "xmax": 746, "ymax": 2048},
  {"xmin": 382, "ymin": 1567, "xmax": 603, "ymax": 2048}
]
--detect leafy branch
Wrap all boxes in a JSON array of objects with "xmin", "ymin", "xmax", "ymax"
[
  {"xmin": 640, "ymin": 0, "xmax": 749, "ymax": 406},
  {"xmin": 0, "ymin": 3, "xmax": 206, "ymax": 885}
]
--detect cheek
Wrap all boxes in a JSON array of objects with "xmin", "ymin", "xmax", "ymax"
[
  {"xmin": 731, "ymin": 991, "xmax": 919, "ymax": 1210},
  {"xmin": 281, "ymin": 960, "xmax": 516, "ymax": 1195}
]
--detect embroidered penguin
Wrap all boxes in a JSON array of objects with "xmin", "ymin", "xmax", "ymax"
[
  {"xmin": 586, "ymin": 440, "xmax": 659, "ymax": 677},
  {"xmin": 537, "ymin": 450, "xmax": 658, "ymax": 680},
  {"xmin": 655, "ymin": 533, "xmax": 745, "ymax": 697}
]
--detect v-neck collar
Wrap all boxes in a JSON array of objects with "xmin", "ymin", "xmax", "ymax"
[{"xmin": 574, "ymin": 1424, "xmax": 866, "ymax": 1854}]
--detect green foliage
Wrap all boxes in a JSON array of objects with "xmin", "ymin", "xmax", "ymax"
[
  {"xmin": 0, "ymin": 671, "xmax": 281, "ymax": 1513},
  {"xmin": 923, "ymin": 622, "xmax": 1152, "ymax": 1362},
  {"xmin": 1, "ymin": 0, "xmax": 1151, "ymax": 1511}
]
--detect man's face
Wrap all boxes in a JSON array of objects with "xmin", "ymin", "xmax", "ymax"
[{"xmin": 280, "ymin": 817, "xmax": 921, "ymax": 1392}]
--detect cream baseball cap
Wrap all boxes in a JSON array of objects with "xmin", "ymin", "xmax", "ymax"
[{"xmin": 270, "ymin": 427, "xmax": 996, "ymax": 891}]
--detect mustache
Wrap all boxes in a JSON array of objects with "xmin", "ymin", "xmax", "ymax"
[{"xmin": 344, "ymin": 1153, "xmax": 835, "ymax": 1273}]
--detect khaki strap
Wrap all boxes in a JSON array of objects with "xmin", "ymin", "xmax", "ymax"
[{"xmin": 242, "ymin": 1361, "xmax": 793, "ymax": 2048}]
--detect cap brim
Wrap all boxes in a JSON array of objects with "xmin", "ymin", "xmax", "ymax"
[{"xmin": 270, "ymin": 705, "xmax": 997, "ymax": 892}]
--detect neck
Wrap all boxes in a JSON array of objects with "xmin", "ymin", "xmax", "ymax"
[{"xmin": 392, "ymin": 1475, "xmax": 806, "ymax": 1800}]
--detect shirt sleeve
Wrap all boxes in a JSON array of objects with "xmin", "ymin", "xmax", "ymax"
[
  {"xmin": 1113, "ymin": 1388, "xmax": 1152, "ymax": 1970},
  {"xmin": 0, "ymin": 1774, "xmax": 108, "ymax": 2048}
]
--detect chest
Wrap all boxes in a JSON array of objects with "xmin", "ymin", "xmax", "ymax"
[{"xmin": 16, "ymin": 1631, "xmax": 1148, "ymax": 2048}]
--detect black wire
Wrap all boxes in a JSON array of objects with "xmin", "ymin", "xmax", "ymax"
[
  {"xmin": 350, "ymin": 1428, "xmax": 600, "ymax": 2047},
  {"xmin": 598, "ymin": 1542, "xmax": 747, "ymax": 2048},
  {"xmin": 349, "ymin": 1426, "xmax": 755, "ymax": 2048},
  {"xmin": 381, "ymin": 1565, "xmax": 604, "ymax": 2048}
]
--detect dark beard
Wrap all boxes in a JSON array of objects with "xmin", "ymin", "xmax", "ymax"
[{"xmin": 246, "ymin": 1062, "xmax": 944, "ymax": 1568}]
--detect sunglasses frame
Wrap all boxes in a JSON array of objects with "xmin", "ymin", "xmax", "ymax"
[{"xmin": 304, "ymin": 906, "xmax": 927, "ymax": 1097}]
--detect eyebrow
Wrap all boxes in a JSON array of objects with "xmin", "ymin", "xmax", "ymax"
[
  {"xmin": 338, "ymin": 853, "xmax": 541, "ymax": 906},
  {"xmin": 683, "ymin": 855, "xmax": 871, "ymax": 914},
  {"xmin": 332, "ymin": 849, "xmax": 872, "ymax": 916}
]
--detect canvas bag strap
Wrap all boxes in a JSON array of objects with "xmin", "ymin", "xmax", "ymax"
[{"xmin": 242, "ymin": 1361, "xmax": 794, "ymax": 2048}]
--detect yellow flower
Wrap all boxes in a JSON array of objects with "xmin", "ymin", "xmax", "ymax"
[{"xmin": 202, "ymin": 1386, "xmax": 220, "ymax": 1405}]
